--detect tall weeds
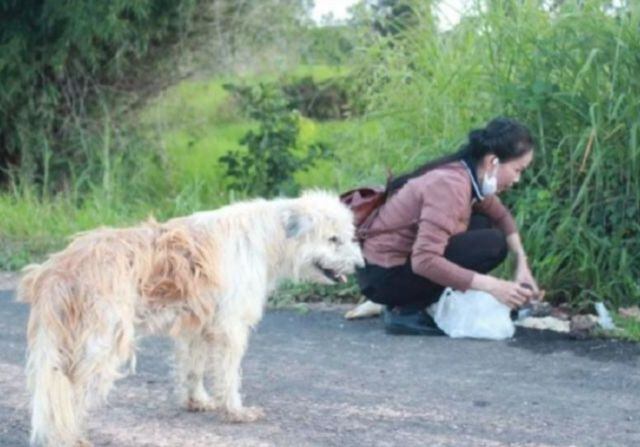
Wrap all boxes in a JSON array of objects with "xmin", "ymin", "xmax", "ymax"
[{"xmin": 338, "ymin": 0, "xmax": 640, "ymax": 306}]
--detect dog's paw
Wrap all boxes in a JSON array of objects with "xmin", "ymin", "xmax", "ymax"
[
  {"xmin": 222, "ymin": 405, "xmax": 265, "ymax": 423},
  {"xmin": 186, "ymin": 398, "xmax": 218, "ymax": 412}
]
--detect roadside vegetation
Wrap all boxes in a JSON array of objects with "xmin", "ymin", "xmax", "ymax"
[{"xmin": 1, "ymin": 0, "xmax": 638, "ymax": 336}]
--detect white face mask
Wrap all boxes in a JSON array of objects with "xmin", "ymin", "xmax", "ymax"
[{"xmin": 481, "ymin": 158, "xmax": 499, "ymax": 196}]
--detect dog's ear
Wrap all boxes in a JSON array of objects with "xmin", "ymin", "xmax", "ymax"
[{"xmin": 282, "ymin": 208, "xmax": 313, "ymax": 238}]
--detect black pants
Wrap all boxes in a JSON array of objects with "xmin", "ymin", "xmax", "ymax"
[{"xmin": 356, "ymin": 214, "xmax": 508, "ymax": 309}]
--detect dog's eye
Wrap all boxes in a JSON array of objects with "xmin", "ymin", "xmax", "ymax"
[{"xmin": 329, "ymin": 236, "xmax": 341, "ymax": 245}]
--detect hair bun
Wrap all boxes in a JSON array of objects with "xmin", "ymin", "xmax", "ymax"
[{"xmin": 465, "ymin": 117, "xmax": 533, "ymax": 162}]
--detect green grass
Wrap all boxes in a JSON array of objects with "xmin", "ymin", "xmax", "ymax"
[
  {"xmin": 137, "ymin": 64, "xmax": 370, "ymax": 199},
  {"xmin": 0, "ymin": 192, "xmax": 151, "ymax": 269},
  {"xmin": 612, "ymin": 314, "xmax": 640, "ymax": 342},
  {"xmin": 138, "ymin": 65, "xmax": 352, "ymax": 194},
  {"xmin": 136, "ymin": 58, "xmax": 446, "ymax": 203},
  {"xmin": 139, "ymin": 76, "xmax": 249, "ymax": 195}
]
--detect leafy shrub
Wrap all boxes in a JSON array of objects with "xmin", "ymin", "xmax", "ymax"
[{"xmin": 219, "ymin": 82, "xmax": 331, "ymax": 197}]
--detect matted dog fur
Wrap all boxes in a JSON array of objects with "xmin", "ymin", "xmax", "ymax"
[{"xmin": 18, "ymin": 190, "xmax": 363, "ymax": 446}]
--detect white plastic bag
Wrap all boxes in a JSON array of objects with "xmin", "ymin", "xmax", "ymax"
[{"xmin": 429, "ymin": 288, "xmax": 515, "ymax": 340}]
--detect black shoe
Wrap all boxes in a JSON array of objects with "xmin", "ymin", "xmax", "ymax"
[{"xmin": 383, "ymin": 306, "xmax": 445, "ymax": 336}]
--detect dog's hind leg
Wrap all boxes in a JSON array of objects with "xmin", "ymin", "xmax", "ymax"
[
  {"xmin": 175, "ymin": 333, "xmax": 216, "ymax": 412},
  {"xmin": 211, "ymin": 321, "xmax": 264, "ymax": 423}
]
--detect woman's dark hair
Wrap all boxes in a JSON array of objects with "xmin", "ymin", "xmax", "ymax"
[{"xmin": 386, "ymin": 117, "xmax": 535, "ymax": 196}]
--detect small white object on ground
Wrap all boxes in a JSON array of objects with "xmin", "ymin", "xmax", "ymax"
[
  {"xmin": 515, "ymin": 316, "xmax": 571, "ymax": 333},
  {"xmin": 344, "ymin": 300, "xmax": 384, "ymax": 319},
  {"xmin": 595, "ymin": 302, "xmax": 616, "ymax": 330}
]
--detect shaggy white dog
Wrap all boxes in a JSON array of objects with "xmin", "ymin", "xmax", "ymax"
[{"xmin": 18, "ymin": 190, "xmax": 364, "ymax": 447}]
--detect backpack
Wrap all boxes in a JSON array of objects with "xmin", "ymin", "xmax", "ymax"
[
  {"xmin": 340, "ymin": 183, "xmax": 419, "ymax": 243},
  {"xmin": 339, "ymin": 186, "xmax": 386, "ymax": 227},
  {"xmin": 339, "ymin": 186, "xmax": 387, "ymax": 241}
]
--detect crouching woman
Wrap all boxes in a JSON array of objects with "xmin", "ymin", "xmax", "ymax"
[{"xmin": 356, "ymin": 117, "xmax": 540, "ymax": 335}]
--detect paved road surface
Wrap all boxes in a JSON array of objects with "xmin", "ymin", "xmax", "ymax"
[{"xmin": 1, "ymin": 289, "xmax": 639, "ymax": 447}]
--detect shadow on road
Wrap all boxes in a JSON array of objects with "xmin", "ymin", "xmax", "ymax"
[{"xmin": 508, "ymin": 327, "xmax": 640, "ymax": 364}]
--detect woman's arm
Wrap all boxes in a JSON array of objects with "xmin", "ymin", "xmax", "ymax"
[
  {"xmin": 506, "ymin": 232, "xmax": 540, "ymax": 295},
  {"xmin": 506, "ymin": 232, "xmax": 527, "ymax": 260},
  {"xmin": 475, "ymin": 196, "xmax": 540, "ymax": 297}
]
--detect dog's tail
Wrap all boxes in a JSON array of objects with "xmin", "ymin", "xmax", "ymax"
[
  {"xmin": 27, "ymin": 324, "xmax": 81, "ymax": 446},
  {"xmin": 20, "ymin": 265, "xmax": 85, "ymax": 446}
]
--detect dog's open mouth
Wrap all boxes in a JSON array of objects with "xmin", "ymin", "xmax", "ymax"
[{"xmin": 314, "ymin": 262, "xmax": 347, "ymax": 283}]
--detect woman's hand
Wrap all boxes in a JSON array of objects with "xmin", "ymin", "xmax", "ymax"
[{"xmin": 471, "ymin": 274, "xmax": 534, "ymax": 309}]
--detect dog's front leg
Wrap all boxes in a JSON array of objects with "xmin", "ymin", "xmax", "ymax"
[{"xmin": 212, "ymin": 322, "xmax": 264, "ymax": 423}]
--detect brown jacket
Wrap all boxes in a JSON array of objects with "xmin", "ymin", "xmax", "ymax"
[{"xmin": 362, "ymin": 162, "xmax": 517, "ymax": 291}]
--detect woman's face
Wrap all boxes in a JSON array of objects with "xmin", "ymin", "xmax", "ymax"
[{"xmin": 496, "ymin": 150, "xmax": 534, "ymax": 193}]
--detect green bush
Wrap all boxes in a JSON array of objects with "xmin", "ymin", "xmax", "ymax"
[{"xmin": 220, "ymin": 82, "xmax": 331, "ymax": 197}]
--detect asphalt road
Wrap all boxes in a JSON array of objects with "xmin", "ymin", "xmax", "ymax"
[{"xmin": 1, "ymin": 289, "xmax": 639, "ymax": 447}]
